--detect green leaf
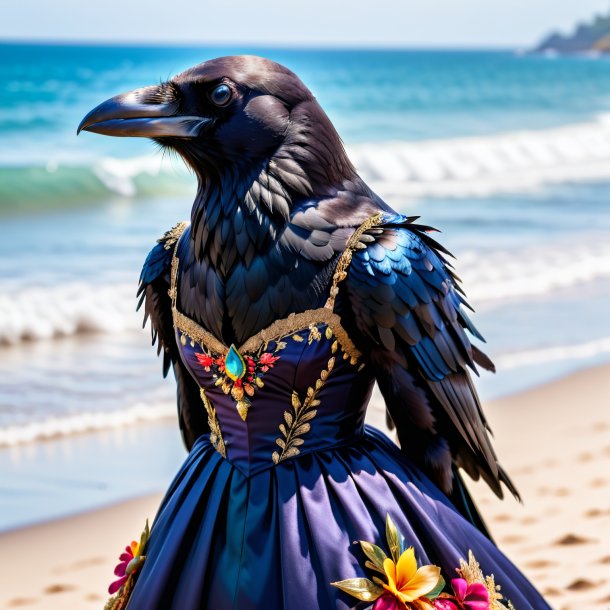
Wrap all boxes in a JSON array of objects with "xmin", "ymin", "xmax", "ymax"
[
  {"xmin": 385, "ymin": 513, "xmax": 400, "ymax": 563},
  {"xmin": 330, "ymin": 578, "xmax": 384, "ymax": 602},
  {"xmin": 359, "ymin": 541, "xmax": 388, "ymax": 574},
  {"xmin": 139, "ymin": 519, "xmax": 150, "ymax": 551},
  {"xmin": 426, "ymin": 575, "xmax": 446, "ymax": 599}
]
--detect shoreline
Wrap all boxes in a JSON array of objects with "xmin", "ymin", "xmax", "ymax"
[{"xmin": 1, "ymin": 364, "xmax": 609, "ymax": 609}]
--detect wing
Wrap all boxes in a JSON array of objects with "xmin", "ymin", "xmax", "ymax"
[
  {"xmin": 137, "ymin": 226, "xmax": 209, "ymax": 450},
  {"xmin": 345, "ymin": 212, "xmax": 518, "ymax": 501}
]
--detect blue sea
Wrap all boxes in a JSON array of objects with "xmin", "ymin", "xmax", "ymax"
[{"xmin": 2, "ymin": 43, "xmax": 610, "ymax": 529}]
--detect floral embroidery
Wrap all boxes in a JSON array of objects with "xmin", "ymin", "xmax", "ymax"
[
  {"xmin": 200, "ymin": 389, "xmax": 226, "ymax": 458},
  {"xmin": 104, "ymin": 521, "xmax": 150, "ymax": 610},
  {"xmin": 331, "ymin": 514, "xmax": 515, "ymax": 610},
  {"xmin": 194, "ymin": 344, "xmax": 280, "ymax": 421},
  {"xmin": 272, "ymin": 353, "xmax": 335, "ymax": 463},
  {"xmin": 307, "ymin": 323, "xmax": 322, "ymax": 343}
]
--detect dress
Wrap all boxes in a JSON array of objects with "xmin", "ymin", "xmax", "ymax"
[{"xmin": 118, "ymin": 217, "xmax": 550, "ymax": 610}]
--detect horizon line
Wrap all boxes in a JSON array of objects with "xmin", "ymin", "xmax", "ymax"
[{"xmin": 0, "ymin": 37, "xmax": 525, "ymax": 52}]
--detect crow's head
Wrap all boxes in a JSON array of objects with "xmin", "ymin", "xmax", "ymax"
[{"xmin": 79, "ymin": 56, "xmax": 354, "ymax": 200}]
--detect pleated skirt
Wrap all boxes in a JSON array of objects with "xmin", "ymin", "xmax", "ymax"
[{"xmin": 126, "ymin": 426, "xmax": 550, "ymax": 609}]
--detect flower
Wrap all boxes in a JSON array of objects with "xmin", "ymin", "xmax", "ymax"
[
  {"xmin": 382, "ymin": 547, "xmax": 442, "ymax": 604},
  {"xmin": 331, "ymin": 515, "xmax": 444, "ymax": 609},
  {"xmin": 374, "ymin": 592, "xmax": 405, "ymax": 610},
  {"xmin": 109, "ymin": 540, "xmax": 143, "ymax": 595},
  {"xmin": 452, "ymin": 578, "xmax": 489, "ymax": 610},
  {"xmin": 194, "ymin": 353, "xmax": 214, "ymax": 370},
  {"xmin": 259, "ymin": 352, "xmax": 280, "ymax": 371},
  {"xmin": 434, "ymin": 578, "xmax": 489, "ymax": 610},
  {"xmin": 434, "ymin": 601, "xmax": 458, "ymax": 610}
]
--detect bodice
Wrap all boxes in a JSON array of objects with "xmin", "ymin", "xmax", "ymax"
[{"xmin": 170, "ymin": 214, "xmax": 383, "ymax": 476}]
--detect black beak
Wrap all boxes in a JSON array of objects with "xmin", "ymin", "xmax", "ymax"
[{"xmin": 77, "ymin": 84, "xmax": 210, "ymax": 138}]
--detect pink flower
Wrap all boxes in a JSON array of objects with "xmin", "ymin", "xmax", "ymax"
[
  {"xmin": 434, "ymin": 599, "xmax": 458, "ymax": 610},
  {"xmin": 108, "ymin": 541, "xmax": 139, "ymax": 594},
  {"xmin": 259, "ymin": 352, "xmax": 279, "ymax": 367},
  {"xmin": 434, "ymin": 579, "xmax": 488, "ymax": 610},
  {"xmin": 373, "ymin": 592, "xmax": 404, "ymax": 610}
]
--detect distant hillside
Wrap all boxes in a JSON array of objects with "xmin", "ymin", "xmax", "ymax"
[{"xmin": 535, "ymin": 11, "xmax": 610, "ymax": 54}]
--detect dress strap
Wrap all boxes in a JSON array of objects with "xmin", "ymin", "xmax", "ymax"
[
  {"xmin": 324, "ymin": 211, "xmax": 385, "ymax": 311},
  {"xmin": 163, "ymin": 221, "xmax": 189, "ymax": 308}
]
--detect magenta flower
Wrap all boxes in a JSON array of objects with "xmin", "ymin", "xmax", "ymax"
[
  {"xmin": 434, "ymin": 578, "xmax": 489, "ymax": 610},
  {"xmin": 434, "ymin": 599, "xmax": 459, "ymax": 610},
  {"xmin": 373, "ymin": 592, "xmax": 404, "ymax": 610},
  {"xmin": 108, "ymin": 540, "xmax": 139, "ymax": 594}
]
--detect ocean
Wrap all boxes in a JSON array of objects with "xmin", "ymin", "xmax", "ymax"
[{"xmin": 2, "ymin": 43, "xmax": 610, "ymax": 528}]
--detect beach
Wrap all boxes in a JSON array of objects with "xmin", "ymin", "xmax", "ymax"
[
  {"xmin": 1, "ymin": 364, "xmax": 608, "ymax": 610},
  {"xmin": 2, "ymin": 43, "xmax": 610, "ymax": 610}
]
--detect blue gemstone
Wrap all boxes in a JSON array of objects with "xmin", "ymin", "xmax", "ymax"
[{"xmin": 224, "ymin": 344, "xmax": 246, "ymax": 381}]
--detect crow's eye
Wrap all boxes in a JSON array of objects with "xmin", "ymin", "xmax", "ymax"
[{"xmin": 210, "ymin": 84, "xmax": 232, "ymax": 106}]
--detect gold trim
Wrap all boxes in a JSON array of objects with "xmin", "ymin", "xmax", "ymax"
[
  {"xmin": 200, "ymin": 388, "xmax": 226, "ymax": 458},
  {"xmin": 325, "ymin": 212, "xmax": 385, "ymax": 310},
  {"xmin": 173, "ymin": 308, "xmax": 228, "ymax": 355},
  {"xmin": 167, "ymin": 222, "xmax": 188, "ymax": 306},
  {"xmin": 160, "ymin": 220, "xmax": 189, "ymax": 250},
  {"xmin": 173, "ymin": 304, "xmax": 361, "ymax": 360},
  {"xmin": 272, "ymin": 356, "xmax": 335, "ymax": 463},
  {"xmin": 239, "ymin": 308, "xmax": 361, "ymax": 359}
]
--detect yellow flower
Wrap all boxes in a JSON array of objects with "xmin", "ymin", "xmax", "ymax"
[{"xmin": 382, "ymin": 547, "xmax": 442, "ymax": 603}]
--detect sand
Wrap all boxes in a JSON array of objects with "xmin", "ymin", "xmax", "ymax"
[{"xmin": 1, "ymin": 365, "xmax": 609, "ymax": 610}]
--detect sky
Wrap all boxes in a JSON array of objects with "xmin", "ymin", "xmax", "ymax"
[{"xmin": 2, "ymin": 0, "xmax": 610, "ymax": 48}]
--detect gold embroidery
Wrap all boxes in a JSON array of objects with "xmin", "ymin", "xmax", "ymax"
[
  {"xmin": 200, "ymin": 388, "xmax": 226, "ymax": 458},
  {"xmin": 325, "ymin": 211, "xmax": 385, "ymax": 310},
  {"xmin": 167, "ymin": 222, "xmax": 188, "ymax": 306},
  {"xmin": 160, "ymin": 220, "xmax": 189, "ymax": 250},
  {"xmin": 173, "ymin": 306, "xmax": 362, "ymax": 361},
  {"xmin": 307, "ymin": 324, "xmax": 322, "ymax": 344},
  {"xmin": 272, "ymin": 356, "xmax": 335, "ymax": 464},
  {"xmin": 239, "ymin": 308, "xmax": 361, "ymax": 359},
  {"xmin": 173, "ymin": 309, "xmax": 228, "ymax": 355}
]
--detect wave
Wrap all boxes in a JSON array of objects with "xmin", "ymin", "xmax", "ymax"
[
  {"xmin": 0, "ymin": 282, "xmax": 138, "ymax": 345},
  {"xmin": 0, "ymin": 401, "xmax": 175, "ymax": 447},
  {"xmin": 351, "ymin": 113, "xmax": 610, "ymax": 197},
  {"xmin": 495, "ymin": 336, "xmax": 610, "ymax": 370},
  {"xmin": 3, "ymin": 234, "xmax": 610, "ymax": 346},
  {"xmin": 459, "ymin": 239, "xmax": 610, "ymax": 305},
  {"xmin": 5, "ymin": 114, "xmax": 610, "ymax": 209},
  {"xmin": 0, "ymin": 156, "xmax": 194, "ymax": 212}
]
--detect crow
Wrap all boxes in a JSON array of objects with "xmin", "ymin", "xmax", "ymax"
[{"xmin": 78, "ymin": 55, "xmax": 518, "ymax": 536}]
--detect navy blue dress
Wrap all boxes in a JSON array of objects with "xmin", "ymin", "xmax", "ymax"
[{"xmin": 121, "ymin": 221, "xmax": 550, "ymax": 610}]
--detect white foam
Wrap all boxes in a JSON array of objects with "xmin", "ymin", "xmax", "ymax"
[
  {"xmin": 0, "ymin": 282, "xmax": 137, "ymax": 345},
  {"xmin": 495, "ymin": 337, "xmax": 610, "ymax": 370},
  {"xmin": 349, "ymin": 114, "xmax": 610, "ymax": 197},
  {"xmin": 90, "ymin": 154, "xmax": 193, "ymax": 198},
  {"xmin": 0, "ymin": 401, "xmax": 175, "ymax": 447},
  {"xmin": 459, "ymin": 239, "xmax": 610, "ymax": 304},
  {"xmin": 93, "ymin": 155, "xmax": 166, "ymax": 197},
  {"xmin": 3, "ymin": 232, "xmax": 610, "ymax": 347}
]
